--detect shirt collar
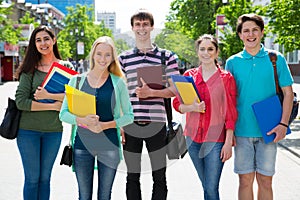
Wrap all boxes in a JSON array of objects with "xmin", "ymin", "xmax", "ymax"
[
  {"xmin": 133, "ymin": 43, "xmax": 159, "ymax": 55},
  {"xmin": 241, "ymin": 44, "xmax": 268, "ymax": 59}
]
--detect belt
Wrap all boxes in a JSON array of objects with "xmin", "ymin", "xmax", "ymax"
[{"xmin": 135, "ymin": 121, "xmax": 151, "ymax": 125}]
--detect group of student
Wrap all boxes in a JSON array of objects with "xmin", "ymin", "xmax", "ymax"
[{"xmin": 14, "ymin": 8, "xmax": 294, "ymax": 200}]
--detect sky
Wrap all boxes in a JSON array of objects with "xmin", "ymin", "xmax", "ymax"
[{"xmin": 95, "ymin": 0, "xmax": 173, "ymax": 33}]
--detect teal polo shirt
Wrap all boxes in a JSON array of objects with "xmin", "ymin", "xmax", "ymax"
[{"xmin": 225, "ymin": 44, "xmax": 293, "ymax": 137}]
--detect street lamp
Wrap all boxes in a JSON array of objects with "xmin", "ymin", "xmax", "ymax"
[{"xmin": 70, "ymin": 28, "xmax": 84, "ymax": 71}]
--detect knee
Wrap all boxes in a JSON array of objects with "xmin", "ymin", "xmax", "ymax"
[
  {"xmin": 127, "ymin": 173, "xmax": 140, "ymax": 182},
  {"xmin": 256, "ymin": 173, "xmax": 272, "ymax": 189},
  {"xmin": 152, "ymin": 168, "xmax": 166, "ymax": 182},
  {"xmin": 239, "ymin": 173, "xmax": 255, "ymax": 188}
]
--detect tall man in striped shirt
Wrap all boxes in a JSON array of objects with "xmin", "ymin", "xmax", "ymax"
[{"xmin": 119, "ymin": 9, "xmax": 179, "ymax": 200}]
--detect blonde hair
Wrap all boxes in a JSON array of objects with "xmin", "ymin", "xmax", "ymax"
[{"xmin": 89, "ymin": 36, "xmax": 124, "ymax": 77}]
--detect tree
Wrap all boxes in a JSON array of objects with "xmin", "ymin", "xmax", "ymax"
[
  {"xmin": 214, "ymin": 0, "xmax": 264, "ymax": 59},
  {"xmin": 156, "ymin": 0, "xmax": 222, "ymax": 66},
  {"xmin": 155, "ymin": 29, "xmax": 198, "ymax": 66},
  {"xmin": 115, "ymin": 38, "xmax": 130, "ymax": 55},
  {"xmin": 0, "ymin": 0, "xmax": 21, "ymax": 44},
  {"xmin": 266, "ymin": 0, "xmax": 300, "ymax": 53},
  {"xmin": 19, "ymin": 11, "xmax": 39, "ymax": 27},
  {"xmin": 57, "ymin": 4, "xmax": 112, "ymax": 60},
  {"xmin": 166, "ymin": 0, "xmax": 218, "ymax": 40}
]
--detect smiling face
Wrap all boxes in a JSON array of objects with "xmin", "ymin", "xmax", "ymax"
[
  {"xmin": 239, "ymin": 20, "xmax": 264, "ymax": 53},
  {"xmin": 93, "ymin": 43, "xmax": 113, "ymax": 71},
  {"xmin": 197, "ymin": 39, "xmax": 218, "ymax": 65},
  {"xmin": 132, "ymin": 18, "xmax": 154, "ymax": 41},
  {"xmin": 35, "ymin": 30, "xmax": 56, "ymax": 55}
]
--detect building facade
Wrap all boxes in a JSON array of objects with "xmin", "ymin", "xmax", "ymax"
[
  {"xmin": 96, "ymin": 11, "xmax": 116, "ymax": 34},
  {"xmin": 24, "ymin": 0, "xmax": 95, "ymax": 16}
]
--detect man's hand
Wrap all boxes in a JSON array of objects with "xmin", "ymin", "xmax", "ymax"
[
  {"xmin": 267, "ymin": 124, "xmax": 287, "ymax": 143},
  {"xmin": 135, "ymin": 78, "xmax": 153, "ymax": 98}
]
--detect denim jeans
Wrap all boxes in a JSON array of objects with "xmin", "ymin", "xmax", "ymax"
[
  {"xmin": 74, "ymin": 148, "xmax": 119, "ymax": 200},
  {"xmin": 186, "ymin": 137, "xmax": 224, "ymax": 200},
  {"xmin": 16, "ymin": 129, "xmax": 62, "ymax": 200},
  {"xmin": 123, "ymin": 122, "xmax": 167, "ymax": 200}
]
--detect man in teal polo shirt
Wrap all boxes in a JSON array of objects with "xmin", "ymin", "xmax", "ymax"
[{"xmin": 225, "ymin": 14, "xmax": 294, "ymax": 200}]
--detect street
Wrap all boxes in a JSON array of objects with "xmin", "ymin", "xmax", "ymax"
[{"xmin": 1, "ymin": 81, "xmax": 300, "ymax": 200}]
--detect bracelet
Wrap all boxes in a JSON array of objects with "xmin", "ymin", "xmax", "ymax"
[{"xmin": 279, "ymin": 122, "xmax": 288, "ymax": 128}]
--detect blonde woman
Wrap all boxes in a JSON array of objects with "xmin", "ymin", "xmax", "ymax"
[{"xmin": 59, "ymin": 36, "xmax": 134, "ymax": 200}]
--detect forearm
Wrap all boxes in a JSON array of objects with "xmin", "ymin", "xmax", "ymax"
[
  {"xmin": 31, "ymin": 101, "xmax": 60, "ymax": 111},
  {"xmin": 224, "ymin": 129, "xmax": 234, "ymax": 146},
  {"xmin": 149, "ymin": 86, "xmax": 176, "ymax": 98},
  {"xmin": 100, "ymin": 120, "xmax": 117, "ymax": 130},
  {"xmin": 47, "ymin": 93, "xmax": 65, "ymax": 101},
  {"xmin": 281, "ymin": 86, "xmax": 293, "ymax": 125},
  {"xmin": 178, "ymin": 104, "xmax": 195, "ymax": 113}
]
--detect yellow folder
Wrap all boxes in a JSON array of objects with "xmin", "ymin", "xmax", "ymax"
[
  {"xmin": 65, "ymin": 85, "xmax": 96, "ymax": 117},
  {"xmin": 175, "ymin": 82, "xmax": 200, "ymax": 105}
]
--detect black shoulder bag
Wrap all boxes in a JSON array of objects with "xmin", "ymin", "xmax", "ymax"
[
  {"xmin": 0, "ymin": 98, "xmax": 21, "ymax": 139},
  {"xmin": 161, "ymin": 50, "xmax": 187, "ymax": 159},
  {"xmin": 269, "ymin": 51, "xmax": 299, "ymax": 125},
  {"xmin": 60, "ymin": 76, "xmax": 81, "ymax": 167},
  {"xmin": 0, "ymin": 72, "xmax": 34, "ymax": 139}
]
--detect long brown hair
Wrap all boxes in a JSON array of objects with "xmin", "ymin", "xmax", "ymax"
[{"xmin": 15, "ymin": 26, "xmax": 61, "ymax": 79}]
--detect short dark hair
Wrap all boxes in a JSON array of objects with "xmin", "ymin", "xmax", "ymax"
[
  {"xmin": 130, "ymin": 9, "xmax": 154, "ymax": 27},
  {"xmin": 236, "ymin": 14, "xmax": 264, "ymax": 33}
]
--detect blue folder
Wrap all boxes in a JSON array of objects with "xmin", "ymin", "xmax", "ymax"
[
  {"xmin": 252, "ymin": 95, "xmax": 291, "ymax": 144},
  {"xmin": 38, "ymin": 71, "xmax": 70, "ymax": 103},
  {"xmin": 171, "ymin": 75, "xmax": 201, "ymax": 103}
]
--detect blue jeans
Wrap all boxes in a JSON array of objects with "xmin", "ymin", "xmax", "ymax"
[
  {"xmin": 74, "ymin": 148, "xmax": 119, "ymax": 200},
  {"xmin": 16, "ymin": 129, "xmax": 62, "ymax": 200},
  {"xmin": 186, "ymin": 137, "xmax": 224, "ymax": 200},
  {"xmin": 234, "ymin": 137, "xmax": 277, "ymax": 176}
]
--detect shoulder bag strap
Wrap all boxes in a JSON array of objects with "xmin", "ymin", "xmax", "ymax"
[
  {"xmin": 268, "ymin": 51, "xmax": 280, "ymax": 93},
  {"xmin": 161, "ymin": 50, "xmax": 174, "ymax": 131}
]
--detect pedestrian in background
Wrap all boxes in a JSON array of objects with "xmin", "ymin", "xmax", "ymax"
[
  {"xmin": 118, "ymin": 8, "xmax": 179, "ymax": 200},
  {"xmin": 59, "ymin": 36, "xmax": 134, "ymax": 200},
  {"xmin": 14, "ymin": 26, "xmax": 73, "ymax": 200},
  {"xmin": 172, "ymin": 34, "xmax": 237, "ymax": 200},
  {"xmin": 225, "ymin": 14, "xmax": 294, "ymax": 200}
]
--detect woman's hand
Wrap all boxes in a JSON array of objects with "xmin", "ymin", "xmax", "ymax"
[
  {"xmin": 120, "ymin": 127, "xmax": 126, "ymax": 144},
  {"xmin": 34, "ymin": 86, "xmax": 50, "ymax": 101},
  {"xmin": 179, "ymin": 98, "xmax": 205, "ymax": 113},
  {"xmin": 87, "ymin": 122, "xmax": 104, "ymax": 133},
  {"xmin": 77, "ymin": 115, "xmax": 99, "ymax": 128},
  {"xmin": 220, "ymin": 142, "xmax": 232, "ymax": 162},
  {"xmin": 189, "ymin": 98, "xmax": 205, "ymax": 113}
]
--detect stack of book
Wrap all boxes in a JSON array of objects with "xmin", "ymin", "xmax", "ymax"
[
  {"xmin": 171, "ymin": 75, "xmax": 201, "ymax": 105},
  {"xmin": 39, "ymin": 62, "xmax": 78, "ymax": 103}
]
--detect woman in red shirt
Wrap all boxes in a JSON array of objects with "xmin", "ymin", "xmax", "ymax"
[{"xmin": 173, "ymin": 34, "xmax": 237, "ymax": 200}]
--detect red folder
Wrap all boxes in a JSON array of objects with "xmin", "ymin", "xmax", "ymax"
[{"xmin": 41, "ymin": 62, "xmax": 78, "ymax": 87}]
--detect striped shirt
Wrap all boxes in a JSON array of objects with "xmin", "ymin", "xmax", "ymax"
[{"xmin": 119, "ymin": 45, "xmax": 179, "ymax": 122}]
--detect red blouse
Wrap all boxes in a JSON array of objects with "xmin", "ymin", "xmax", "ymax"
[{"xmin": 173, "ymin": 66, "xmax": 237, "ymax": 143}]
